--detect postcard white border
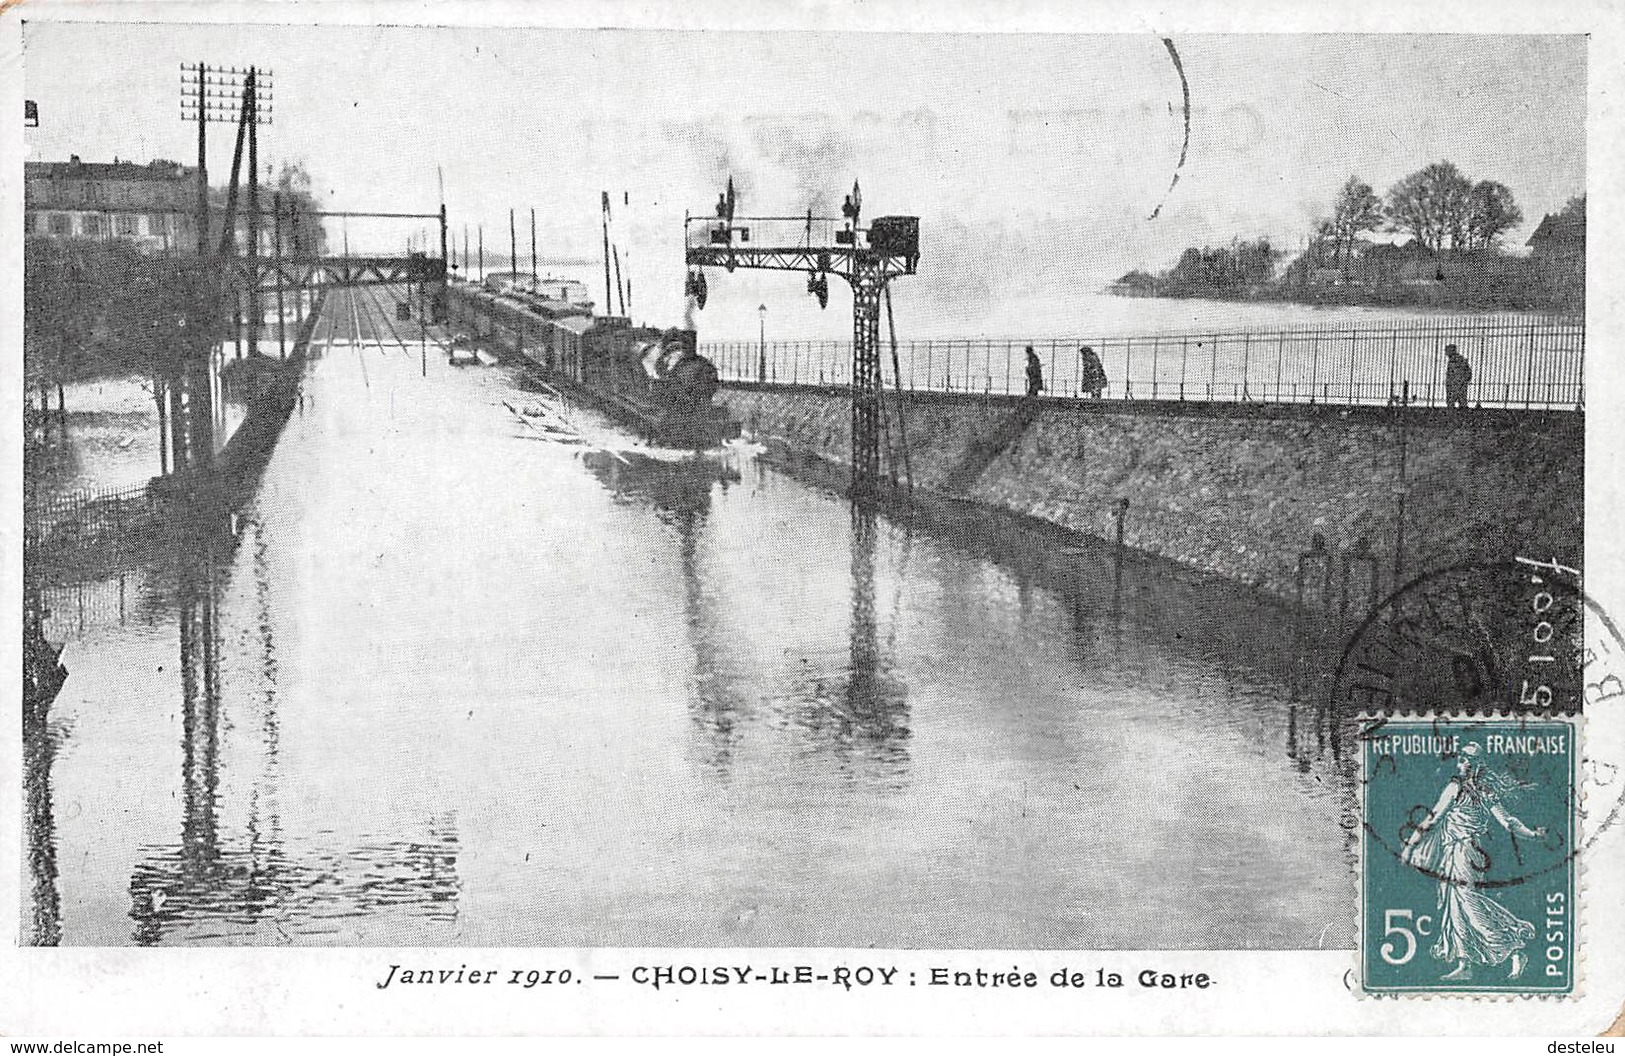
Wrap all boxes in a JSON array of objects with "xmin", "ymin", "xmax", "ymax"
[{"xmin": 3, "ymin": 0, "xmax": 1623, "ymax": 1037}]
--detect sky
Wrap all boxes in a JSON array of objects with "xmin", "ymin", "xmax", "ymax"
[{"xmin": 20, "ymin": 25, "xmax": 1587, "ymax": 338}]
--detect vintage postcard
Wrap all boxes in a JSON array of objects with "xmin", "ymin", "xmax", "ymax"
[{"xmin": 3, "ymin": 0, "xmax": 1624, "ymax": 1038}]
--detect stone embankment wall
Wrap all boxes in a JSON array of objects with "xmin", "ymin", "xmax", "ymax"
[{"xmin": 718, "ymin": 385, "xmax": 1583, "ymax": 606}]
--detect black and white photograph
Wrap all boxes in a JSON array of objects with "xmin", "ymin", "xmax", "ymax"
[{"xmin": 6, "ymin": 2, "xmax": 1625, "ymax": 1039}]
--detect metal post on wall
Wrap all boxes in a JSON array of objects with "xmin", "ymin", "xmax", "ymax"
[
  {"xmin": 1347, "ymin": 329, "xmax": 1357, "ymax": 405},
  {"xmin": 1393, "ymin": 380, "xmax": 1409, "ymax": 585},
  {"xmin": 758, "ymin": 304, "xmax": 767, "ymax": 383}
]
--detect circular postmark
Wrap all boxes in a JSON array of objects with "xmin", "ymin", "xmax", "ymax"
[
  {"xmin": 1333, "ymin": 558, "xmax": 1625, "ymax": 879},
  {"xmin": 1334, "ymin": 559, "xmax": 1592, "ymax": 719}
]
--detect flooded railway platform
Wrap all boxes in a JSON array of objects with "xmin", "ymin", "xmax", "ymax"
[{"xmin": 24, "ymin": 286, "xmax": 1356, "ymax": 949}]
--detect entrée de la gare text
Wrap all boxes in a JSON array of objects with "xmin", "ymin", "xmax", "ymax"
[{"xmin": 375, "ymin": 964, "xmax": 1214, "ymax": 991}]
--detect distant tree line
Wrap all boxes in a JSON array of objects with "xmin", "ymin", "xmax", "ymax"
[
  {"xmin": 1115, "ymin": 161, "xmax": 1581, "ymax": 311},
  {"xmin": 1316, "ymin": 162, "xmax": 1522, "ymax": 262},
  {"xmin": 1117, "ymin": 237, "xmax": 1281, "ymax": 297}
]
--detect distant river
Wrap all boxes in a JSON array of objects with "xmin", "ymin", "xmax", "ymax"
[{"xmin": 461, "ymin": 261, "xmax": 1556, "ymax": 343}]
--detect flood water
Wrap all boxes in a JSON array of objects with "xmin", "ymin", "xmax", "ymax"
[{"xmin": 25, "ymin": 286, "xmax": 1359, "ymax": 949}]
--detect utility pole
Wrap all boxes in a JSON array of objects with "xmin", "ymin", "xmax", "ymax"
[
  {"xmin": 180, "ymin": 61, "xmax": 272, "ymax": 477},
  {"xmin": 190, "ymin": 63, "xmax": 209, "ymax": 255},
  {"xmin": 245, "ymin": 66, "xmax": 260, "ymax": 359},
  {"xmin": 289, "ymin": 200, "xmax": 302, "ymax": 325},
  {"xmin": 613, "ymin": 245, "xmax": 626, "ymax": 316},
  {"xmin": 478, "ymin": 226, "xmax": 484, "ymax": 284},
  {"xmin": 509, "ymin": 208, "xmax": 518, "ymax": 283},
  {"xmin": 274, "ymin": 190, "xmax": 286, "ymax": 358},
  {"xmin": 601, "ymin": 191, "xmax": 613, "ymax": 313},
  {"xmin": 530, "ymin": 207, "xmax": 537, "ymax": 282},
  {"xmin": 439, "ymin": 202, "xmax": 449, "ymax": 319}
]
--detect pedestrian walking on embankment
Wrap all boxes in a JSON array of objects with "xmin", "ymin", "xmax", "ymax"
[
  {"xmin": 1444, "ymin": 343, "xmax": 1472, "ymax": 409},
  {"xmin": 1079, "ymin": 345, "xmax": 1107, "ymax": 398},
  {"xmin": 1025, "ymin": 346, "xmax": 1044, "ymax": 397}
]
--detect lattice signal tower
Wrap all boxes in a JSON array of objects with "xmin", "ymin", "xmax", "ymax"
[{"xmin": 684, "ymin": 196, "xmax": 918, "ymax": 501}]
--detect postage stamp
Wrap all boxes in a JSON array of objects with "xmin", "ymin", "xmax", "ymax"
[{"xmin": 1360, "ymin": 715, "xmax": 1579, "ymax": 997}]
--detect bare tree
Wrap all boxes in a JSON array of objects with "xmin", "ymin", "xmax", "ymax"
[
  {"xmin": 1463, "ymin": 180, "xmax": 1523, "ymax": 250},
  {"xmin": 1327, "ymin": 176, "xmax": 1384, "ymax": 268},
  {"xmin": 275, "ymin": 161, "xmax": 329, "ymax": 255},
  {"xmin": 1386, "ymin": 161, "xmax": 1473, "ymax": 252}
]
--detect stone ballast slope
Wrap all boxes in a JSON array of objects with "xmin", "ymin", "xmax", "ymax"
[{"xmin": 718, "ymin": 385, "xmax": 1582, "ymax": 607}]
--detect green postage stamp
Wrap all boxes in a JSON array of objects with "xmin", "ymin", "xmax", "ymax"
[{"xmin": 1360, "ymin": 716, "xmax": 1579, "ymax": 996}]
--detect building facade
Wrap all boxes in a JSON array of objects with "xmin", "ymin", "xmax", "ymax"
[
  {"xmin": 1526, "ymin": 209, "xmax": 1585, "ymax": 265},
  {"xmin": 25, "ymin": 157, "xmax": 198, "ymax": 253}
]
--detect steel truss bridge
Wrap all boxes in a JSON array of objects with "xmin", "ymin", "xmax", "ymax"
[{"xmin": 237, "ymin": 253, "xmax": 446, "ymax": 292}]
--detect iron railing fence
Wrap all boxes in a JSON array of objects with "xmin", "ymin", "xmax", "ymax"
[
  {"xmin": 704, "ymin": 315, "xmax": 1584, "ymax": 410},
  {"xmin": 25, "ymin": 482, "xmax": 157, "ymax": 551}
]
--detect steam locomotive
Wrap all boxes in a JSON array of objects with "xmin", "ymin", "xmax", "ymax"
[{"xmin": 455, "ymin": 276, "xmax": 740, "ymax": 449}]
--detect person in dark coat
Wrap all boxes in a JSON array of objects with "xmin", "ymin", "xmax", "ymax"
[
  {"xmin": 1025, "ymin": 346, "xmax": 1044, "ymax": 397},
  {"xmin": 1444, "ymin": 343, "xmax": 1472, "ymax": 409},
  {"xmin": 1079, "ymin": 345, "xmax": 1107, "ymax": 398}
]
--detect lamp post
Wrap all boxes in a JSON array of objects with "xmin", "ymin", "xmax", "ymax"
[{"xmin": 757, "ymin": 303, "xmax": 767, "ymax": 384}]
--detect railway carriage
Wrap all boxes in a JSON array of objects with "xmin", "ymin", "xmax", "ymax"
[{"xmin": 457, "ymin": 277, "xmax": 740, "ymax": 448}]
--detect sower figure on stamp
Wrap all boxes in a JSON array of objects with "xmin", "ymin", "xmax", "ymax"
[
  {"xmin": 1444, "ymin": 343, "xmax": 1472, "ymax": 409},
  {"xmin": 1025, "ymin": 345, "xmax": 1044, "ymax": 397},
  {"xmin": 1400, "ymin": 743, "xmax": 1545, "ymax": 981}
]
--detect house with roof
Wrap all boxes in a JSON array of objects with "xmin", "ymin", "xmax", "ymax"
[
  {"xmin": 1526, "ymin": 209, "xmax": 1585, "ymax": 264},
  {"xmin": 25, "ymin": 157, "xmax": 198, "ymax": 252}
]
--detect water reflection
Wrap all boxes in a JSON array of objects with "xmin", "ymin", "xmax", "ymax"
[
  {"xmin": 584, "ymin": 450, "xmax": 750, "ymax": 775},
  {"xmin": 122, "ymin": 531, "xmax": 463, "ymax": 945},
  {"xmin": 803, "ymin": 505, "xmax": 910, "ymax": 778},
  {"xmin": 766, "ymin": 453, "xmax": 1357, "ymax": 790},
  {"xmin": 23, "ymin": 676, "xmax": 64, "ymax": 947},
  {"xmin": 583, "ymin": 451, "xmax": 912, "ymax": 785}
]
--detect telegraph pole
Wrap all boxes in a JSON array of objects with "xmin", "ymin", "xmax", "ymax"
[
  {"xmin": 191, "ymin": 63, "xmax": 209, "ymax": 255},
  {"xmin": 509, "ymin": 208, "xmax": 518, "ymax": 283},
  {"xmin": 601, "ymin": 191, "xmax": 613, "ymax": 312},
  {"xmin": 245, "ymin": 67, "xmax": 260, "ymax": 359},
  {"xmin": 439, "ymin": 202, "xmax": 449, "ymax": 318},
  {"xmin": 530, "ymin": 207, "xmax": 538, "ymax": 282},
  {"xmin": 180, "ymin": 62, "xmax": 273, "ymax": 474},
  {"xmin": 273, "ymin": 189, "xmax": 286, "ymax": 358}
]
